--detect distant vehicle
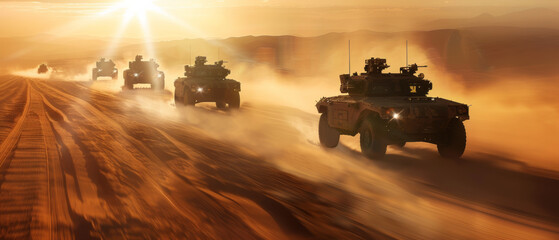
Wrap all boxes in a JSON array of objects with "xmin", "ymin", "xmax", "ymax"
[
  {"xmin": 174, "ymin": 56, "xmax": 241, "ymax": 109},
  {"xmin": 316, "ymin": 57, "xmax": 470, "ymax": 159},
  {"xmin": 123, "ymin": 55, "xmax": 165, "ymax": 90},
  {"xmin": 92, "ymin": 58, "xmax": 118, "ymax": 80},
  {"xmin": 37, "ymin": 64, "xmax": 48, "ymax": 74}
]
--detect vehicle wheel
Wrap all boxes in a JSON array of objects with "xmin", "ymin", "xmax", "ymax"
[
  {"xmin": 158, "ymin": 72, "xmax": 165, "ymax": 90},
  {"xmin": 359, "ymin": 117, "xmax": 387, "ymax": 159},
  {"xmin": 216, "ymin": 101, "xmax": 226, "ymax": 109},
  {"xmin": 153, "ymin": 78, "xmax": 165, "ymax": 90},
  {"xmin": 227, "ymin": 91, "xmax": 240, "ymax": 109},
  {"xmin": 437, "ymin": 118, "xmax": 466, "ymax": 159},
  {"xmin": 123, "ymin": 70, "xmax": 133, "ymax": 89},
  {"xmin": 183, "ymin": 88, "xmax": 196, "ymax": 106},
  {"xmin": 318, "ymin": 113, "xmax": 339, "ymax": 148},
  {"xmin": 174, "ymin": 91, "xmax": 183, "ymax": 105},
  {"xmin": 124, "ymin": 78, "xmax": 134, "ymax": 90}
]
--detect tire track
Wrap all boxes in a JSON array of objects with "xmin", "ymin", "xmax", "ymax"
[
  {"xmin": 0, "ymin": 78, "xmax": 30, "ymax": 168},
  {"xmin": 0, "ymin": 79, "xmax": 52, "ymax": 239}
]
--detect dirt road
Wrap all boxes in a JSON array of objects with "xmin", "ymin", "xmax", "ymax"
[{"xmin": 0, "ymin": 76, "xmax": 558, "ymax": 239}]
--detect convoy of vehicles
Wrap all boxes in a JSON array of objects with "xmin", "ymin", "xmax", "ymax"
[{"xmin": 76, "ymin": 52, "xmax": 469, "ymax": 159}]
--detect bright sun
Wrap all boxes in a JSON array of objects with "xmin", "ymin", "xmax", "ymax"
[{"xmin": 122, "ymin": 0, "xmax": 156, "ymax": 19}]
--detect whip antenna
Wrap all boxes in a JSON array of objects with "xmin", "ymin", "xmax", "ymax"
[{"xmin": 348, "ymin": 40, "xmax": 351, "ymax": 75}]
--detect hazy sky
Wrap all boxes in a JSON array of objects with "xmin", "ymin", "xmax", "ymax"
[{"xmin": 0, "ymin": 0, "xmax": 557, "ymax": 39}]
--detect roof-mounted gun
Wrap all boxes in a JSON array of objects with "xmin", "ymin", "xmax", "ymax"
[
  {"xmin": 400, "ymin": 63, "xmax": 427, "ymax": 75},
  {"xmin": 364, "ymin": 57, "xmax": 390, "ymax": 74}
]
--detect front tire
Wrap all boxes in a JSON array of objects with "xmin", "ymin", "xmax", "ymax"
[
  {"xmin": 318, "ymin": 113, "xmax": 340, "ymax": 148},
  {"xmin": 437, "ymin": 118, "xmax": 466, "ymax": 159},
  {"xmin": 123, "ymin": 70, "xmax": 133, "ymax": 89},
  {"xmin": 216, "ymin": 101, "xmax": 226, "ymax": 109},
  {"xmin": 183, "ymin": 88, "xmax": 196, "ymax": 106},
  {"xmin": 227, "ymin": 91, "xmax": 240, "ymax": 109},
  {"xmin": 359, "ymin": 117, "xmax": 387, "ymax": 159},
  {"xmin": 155, "ymin": 72, "xmax": 165, "ymax": 90}
]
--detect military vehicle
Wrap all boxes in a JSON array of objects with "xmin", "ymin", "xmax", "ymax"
[
  {"xmin": 92, "ymin": 58, "xmax": 118, "ymax": 80},
  {"xmin": 37, "ymin": 64, "xmax": 48, "ymax": 74},
  {"xmin": 123, "ymin": 55, "xmax": 165, "ymax": 90},
  {"xmin": 316, "ymin": 57, "xmax": 469, "ymax": 159},
  {"xmin": 174, "ymin": 56, "xmax": 241, "ymax": 109}
]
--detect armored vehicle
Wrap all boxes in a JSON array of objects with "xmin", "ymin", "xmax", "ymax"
[
  {"xmin": 92, "ymin": 58, "xmax": 118, "ymax": 80},
  {"xmin": 174, "ymin": 56, "xmax": 241, "ymax": 109},
  {"xmin": 123, "ymin": 55, "xmax": 165, "ymax": 90},
  {"xmin": 316, "ymin": 57, "xmax": 469, "ymax": 159},
  {"xmin": 37, "ymin": 64, "xmax": 48, "ymax": 74}
]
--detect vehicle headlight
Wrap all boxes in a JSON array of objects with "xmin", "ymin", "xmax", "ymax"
[
  {"xmin": 392, "ymin": 113, "xmax": 400, "ymax": 120},
  {"xmin": 98, "ymin": 69, "xmax": 102, "ymax": 72},
  {"xmin": 197, "ymin": 87, "xmax": 204, "ymax": 93},
  {"xmin": 133, "ymin": 73, "xmax": 139, "ymax": 77},
  {"xmin": 113, "ymin": 69, "xmax": 117, "ymax": 73},
  {"xmin": 157, "ymin": 73, "xmax": 162, "ymax": 78}
]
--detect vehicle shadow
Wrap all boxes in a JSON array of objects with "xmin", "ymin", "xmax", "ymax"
[{"xmin": 345, "ymin": 145, "xmax": 559, "ymax": 225}]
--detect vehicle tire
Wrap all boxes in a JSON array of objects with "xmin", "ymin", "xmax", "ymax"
[
  {"xmin": 124, "ymin": 77, "xmax": 134, "ymax": 89},
  {"xmin": 359, "ymin": 117, "xmax": 387, "ymax": 159},
  {"xmin": 123, "ymin": 70, "xmax": 133, "ymax": 89},
  {"xmin": 227, "ymin": 91, "xmax": 240, "ymax": 109},
  {"xmin": 318, "ymin": 113, "xmax": 340, "ymax": 148},
  {"xmin": 158, "ymin": 72, "xmax": 165, "ymax": 90},
  {"xmin": 216, "ymin": 101, "xmax": 226, "ymax": 109},
  {"xmin": 183, "ymin": 87, "xmax": 196, "ymax": 106},
  {"xmin": 437, "ymin": 118, "xmax": 466, "ymax": 159},
  {"xmin": 153, "ymin": 78, "xmax": 165, "ymax": 91},
  {"xmin": 174, "ymin": 91, "xmax": 183, "ymax": 105}
]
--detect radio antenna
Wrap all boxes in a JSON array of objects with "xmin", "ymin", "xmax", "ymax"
[
  {"xmin": 348, "ymin": 40, "xmax": 351, "ymax": 75},
  {"xmin": 406, "ymin": 40, "xmax": 408, "ymax": 67},
  {"xmin": 189, "ymin": 44, "xmax": 192, "ymax": 66}
]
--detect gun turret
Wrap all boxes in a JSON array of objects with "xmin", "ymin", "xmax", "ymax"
[
  {"xmin": 400, "ymin": 63, "xmax": 427, "ymax": 75},
  {"xmin": 195, "ymin": 56, "xmax": 207, "ymax": 66},
  {"xmin": 365, "ymin": 58, "xmax": 390, "ymax": 74},
  {"xmin": 340, "ymin": 57, "xmax": 432, "ymax": 96},
  {"xmin": 185, "ymin": 56, "xmax": 230, "ymax": 79}
]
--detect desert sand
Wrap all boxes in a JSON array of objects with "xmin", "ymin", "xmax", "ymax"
[
  {"xmin": 0, "ymin": 21, "xmax": 558, "ymax": 239},
  {"xmin": 0, "ymin": 75, "xmax": 557, "ymax": 239}
]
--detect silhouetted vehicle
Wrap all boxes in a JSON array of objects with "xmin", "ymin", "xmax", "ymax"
[
  {"xmin": 123, "ymin": 55, "xmax": 165, "ymax": 90},
  {"xmin": 174, "ymin": 56, "xmax": 241, "ymax": 109},
  {"xmin": 37, "ymin": 64, "xmax": 48, "ymax": 74},
  {"xmin": 92, "ymin": 58, "xmax": 118, "ymax": 80},
  {"xmin": 316, "ymin": 57, "xmax": 469, "ymax": 159}
]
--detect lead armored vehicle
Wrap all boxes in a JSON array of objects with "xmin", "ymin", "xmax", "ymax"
[
  {"xmin": 174, "ymin": 56, "xmax": 241, "ymax": 109},
  {"xmin": 123, "ymin": 55, "xmax": 165, "ymax": 90},
  {"xmin": 316, "ymin": 57, "xmax": 469, "ymax": 159},
  {"xmin": 92, "ymin": 58, "xmax": 118, "ymax": 80},
  {"xmin": 37, "ymin": 64, "xmax": 48, "ymax": 74}
]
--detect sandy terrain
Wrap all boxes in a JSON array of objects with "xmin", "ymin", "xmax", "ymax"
[{"xmin": 0, "ymin": 76, "xmax": 558, "ymax": 239}]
